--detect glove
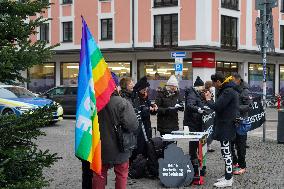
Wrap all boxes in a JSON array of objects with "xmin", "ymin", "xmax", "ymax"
[
  {"xmin": 175, "ymin": 104, "xmax": 182, "ymax": 108},
  {"xmin": 203, "ymin": 106, "xmax": 211, "ymax": 110},
  {"xmin": 198, "ymin": 108, "xmax": 204, "ymax": 114},
  {"xmin": 175, "ymin": 104, "xmax": 184, "ymax": 112}
]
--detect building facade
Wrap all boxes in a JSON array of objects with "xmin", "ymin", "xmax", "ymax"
[{"xmin": 27, "ymin": 0, "xmax": 284, "ymax": 98}]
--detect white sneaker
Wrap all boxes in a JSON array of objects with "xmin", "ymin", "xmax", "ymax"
[
  {"xmin": 216, "ymin": 176, "xmax": 225, "ymax": 182},
  {"xmin": 213, "ymin": 178, "xmax": 233, "ymax": 188}
]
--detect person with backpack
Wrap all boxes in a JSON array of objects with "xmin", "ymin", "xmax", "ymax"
[
  {"xmin": 204, "ymin": 72, "xmax": 239, "ymax": 188},
  {"xmin": 231, "ymin": 73, "xmax": 252, "ymax": 175},
  {"xmin": 92, "ymin": 72, "xmax": 138, "ymax": 189},
  {"xmin": 183, "ymin": 76, "xmax": 207, "ymax": 181},
  {"xmin": 155, "ymin": 75, "xmax": 184, "ymax": 136}
]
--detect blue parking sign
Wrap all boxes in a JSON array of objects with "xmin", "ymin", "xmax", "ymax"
[{"xmin": 175, "ymin": 63, "xmax": 183, "ymax": 71}]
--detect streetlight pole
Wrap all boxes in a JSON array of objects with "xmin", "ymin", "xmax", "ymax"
[{"xmin": 262, "ymin": 0, "xmax": 267, "ymax": 142}]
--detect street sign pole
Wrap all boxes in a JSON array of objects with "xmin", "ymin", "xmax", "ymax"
[{"xmin": 262, "ymin": 0, "xmax": 267, "ymax": 142}]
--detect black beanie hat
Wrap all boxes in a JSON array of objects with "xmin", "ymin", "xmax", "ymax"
[
  {"xmin": 194, "ymin": 76, "xmax": 204, "ymax": 87},
  {"xmin": 133, "ymin": 76, "xmax": 150, "ymax": 91}
]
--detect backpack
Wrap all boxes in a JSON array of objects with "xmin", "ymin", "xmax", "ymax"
[
  {"xmin": 146, "ymin": 137, "xmax": 166, "ymax": 178},
  {"xmin": 128, "ymin": 154, "xmax": 148, "ymax": 179}
]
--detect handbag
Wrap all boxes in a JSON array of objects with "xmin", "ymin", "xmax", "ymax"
[
  {"xmin": 108, "ymin": 107, "xmax": 137, "ymax": 153},
  {"xmin": 236, "ymin": 118, "xmax": 252, "ymax": 135}
]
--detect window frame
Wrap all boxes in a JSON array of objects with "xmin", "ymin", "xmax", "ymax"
[
  {"xmin": 281, "ymin": 25, "xmax": 284, "ymax": 50},
  {"xmin": 62, "ymin": 21, "xmax": 73, "ymax": 42},
  {"xmin": 100, "ymin": 18, "xmax": 113, "ymax": 40},
  {"xmin": 154, "ymin": 14, "xmax": 178, "ymax": 47},
  {"xmin": 62, "ymin": 0, "xmax": 72, "ymax": 5},
  {"xmin": 279, "ymin": 64, "xmax": 284, "ymax": 96},
  {"xmin": 153, "ymin": 0, "xmax": 178, "ymax": 8},
  {"xmin": 40, "ymin": 23, "xmax": 49, "ymax": 43},
  {"xmin": 221, "ymin": 15, "xmax": 238, "ymax": 50},
  {"xmin": 221, "ymin": 0, "xmax": 239, "ymax": 11}
]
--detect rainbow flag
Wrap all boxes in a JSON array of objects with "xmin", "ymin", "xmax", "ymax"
[{"xmin": 75, "ymin": 18, "xmax": 115, "ymax": 175}]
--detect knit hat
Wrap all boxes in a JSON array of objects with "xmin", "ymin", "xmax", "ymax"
[
  {"xmin": 111, "ymin": 72, "xmax": 120, "ymax": 86},
  {"xmin": 133, "ymin": 76, "xmax": 150, "ymax": 91},
  {"xmin": 166, "ymin": 75, "xmax": 179, "ymax": 87},
  {"xmin": 194, "ymin": 76, "xmax": 204, "ymax": 87}
]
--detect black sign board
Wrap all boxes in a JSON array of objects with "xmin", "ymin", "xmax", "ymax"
[
  {"xmin": 202, "ymin": 110, "xmax": 215, "ymax": 144},
  {"xmin": 248, "ymin": 97, "xmax": 266, "ymax": 131},
  {"xmin": 159, "ymin": 143, "xmax": 194, "ymax": 188}
]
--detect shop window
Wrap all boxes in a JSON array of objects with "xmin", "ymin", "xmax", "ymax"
[
  {"xmin": 62, "ymin": 21, "xmax": 73, "ymax": 42},
  {"xmin": 221, "ymin": 15, "xmax": 238, "ymax": 49},
  {"xmin": 216, "ymin": 61, "xmax": 238, "ymax": 77},
  {"xmin": 108, "ymin": 62, "xmax": 131, "ymax": 77},
  {"xmin": 154, "ymin": 14, "xmax": 178, "ymax": 47},
  {"xmin": 61, "ymin": 62, "xmax": 131, "ymax": 85},
  {"xmin": 221, "ymin": 0, "xmax": 239, "ymax": 10},
  {"xmin": 40, "ymin": 23, "xmax": 49, "ymax": 43},
  {"xmin": 28, "ymin": 63, "xmax": 55, "ymax": 93},
  {"xmin": 280, "ymin": 65, "xmax": 284, "ymax": 96},
  {"xmin": 154, "ymin": 0, "xmax": 178, "ymax": 7},
  {"xmin": 281, "ymin": 0, "xmax": 284, "ymax": 12},
  {"xmin": 280, "ymin": 25, "xmax": 284, "ymax": 49},
  {"xmin": 248, "ymin": 63, "xmax": 275, "ymax": 96},
  {"xmin": 61, "ymin": 63, "xmax": 79, "ymax": 85},
  {"xmin": 138, "ymin": 60, "xmax": 192, "ymax": 99},
  {"xmin": 101, "ymin": 19, "xmax": 112, "ymax": 40}
]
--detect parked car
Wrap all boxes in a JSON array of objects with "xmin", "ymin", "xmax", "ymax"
[
  {"xmin": 42, "ymin": 86, "xmax": 77, "ymax": 115},
  {"xmin": 0, "ymin": 85, "xmax": 63, "ymax": 121}
]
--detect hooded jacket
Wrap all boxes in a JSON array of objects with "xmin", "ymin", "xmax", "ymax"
[
  {"xmin": 155, "ymin": 88, "xmax": 183, "ymax": 134},
  {"xmin": 98, "ymin": 94, "xmax": 138, "ymax": 164},
  {"xmin": 206, "ymin": 81, "xmax": 239, "ymax": 141},
  {"xmin": 183, "ymin": 87, "xmax": 206, "ymax": 132},
  {"xmin": 233, "ymin": 81, "xmax": 252, "ymax": 118}
]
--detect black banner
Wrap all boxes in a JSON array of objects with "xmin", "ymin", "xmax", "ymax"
[
  {"xmin": 202, "ymin": 110, "xmax": 215, "ymax": 144},
  {"xmin": 248, "ymin": 97, "xmax": 266, "ymax": 131}
]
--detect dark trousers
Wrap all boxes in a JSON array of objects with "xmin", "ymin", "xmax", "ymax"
[
  {"xmin": 220, "ymin": 141, "xmax": 233, "ymax": 180},
  {"xmin": 189, "ymin": 141, "xmax": 199, "ymax": 160},
  {"xmin": 82, "ymin": 160, "xmax": 93, "ymax": 189},
  {"xmin": 231, "ymin": 134, "xmax": 247, "ymax": 169}
]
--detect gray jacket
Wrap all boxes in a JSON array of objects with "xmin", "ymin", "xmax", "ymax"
[{"xmin": 98, "ymin": 94, "xmax": 138, "ymax": 165}]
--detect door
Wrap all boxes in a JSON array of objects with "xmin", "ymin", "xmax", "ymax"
[{"xmin": 64, "ymin": 87, "xmax": 77, "ymax": 115}]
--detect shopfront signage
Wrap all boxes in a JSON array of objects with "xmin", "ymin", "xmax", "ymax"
[{"xmin": 171, "ymin": 52, "xmax": 186, "ymax": 58}]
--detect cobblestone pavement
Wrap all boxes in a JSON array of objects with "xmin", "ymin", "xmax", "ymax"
[{"xmin": 38, "ymin": 108, "xmax": 284, "ymax": 189}]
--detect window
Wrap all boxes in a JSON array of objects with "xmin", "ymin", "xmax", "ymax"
[
  {"xmin": 62, "ymin": 0, "xmax": 72, "ymax": 4},
  {"xmin": 154, "ymin": 14, "xmax": 178, "ymax": 47},
  {"xmin": 221, "ymin": 15, "xmax": 238, "ymax": 49},
  {"xmin": 62, "ymin": 22, "xmax": 73, "ymax": 42},
  {"xmin": 154, "ymin": 0, "xmax": 178, "ymax": 7},
  {"xmin": 216, "ymin": 61, "xmax": 238, "ymax": 77},
  {"xmin": 281, "ymin": 0, "xmax": 284, "ymax": 12},
  {"xmin": 48, "ymin": 87, "xmax": 66, "ymax": 96},
  {"xmin": 281, "ymin": 26, "xmax": 284, "ymax": 49},
  {"xmin": 40, "ymin": 23, "xmax": 49, "ymax": 42},
  {"xmin": 138, "ymin": 60, "xmax": 192, "ymax": 99},
  {"xmin": 61, "ymin": 63, "xmax": 79, "ymax": 85},
  {"xmin": 66, "ymin": 87, "xmax": 78, "ymax": 95},
  {"xmin": 27, "ymin": 63, "xmax": 55, "ymax": 93},
  {"xmin": 101, "ymin": 19, "xmax": 112, "ymax": 40},
  {"xmin": 221, "ymin": 0, "xmax": 239, "ymax": 10},
  {"xmin": 248, "ymin": 63, "xmax": 275, "ymax": 96},
  {"xmin": 108, "ymin": 62, "xmax": 131, "ymax": 77}
]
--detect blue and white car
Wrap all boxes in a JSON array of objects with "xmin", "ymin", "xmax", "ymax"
[{"xmin": 0, "ymin": 85, "xmax": 63, "ymax": 121}]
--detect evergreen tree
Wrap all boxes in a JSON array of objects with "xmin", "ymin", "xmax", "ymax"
[{"xmin": 0, "ymin": 0, "xmax": 57, "ymax": 84}]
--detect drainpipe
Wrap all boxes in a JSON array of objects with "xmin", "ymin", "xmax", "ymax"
[{"xmin": 132, "ymin": 0, "xmax": 135, "ymax": 49}]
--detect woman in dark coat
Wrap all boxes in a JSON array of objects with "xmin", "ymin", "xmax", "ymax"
[
  {"xmin": 205, "ymin": 72, "xmax": 239, "ymax": 188},
  {"xmin": 156, "ymin": 75, "xmax": 183, "ymax": 136}
]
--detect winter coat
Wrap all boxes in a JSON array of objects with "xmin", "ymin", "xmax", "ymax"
[
  {"xmin": 206, "ymin": 82, "xmax": 239, "ymax": 141},
  {"xmin": 120, "ymin": 89, "xmax": 134, "ymax": 106},
  {"xmin": 155, "ymin": 89, "xmax": 183, "ymax": 134},
  {"xmin": 183, "ymin": 87, "xmax": 206, "ymax": 132},
  {"xmin": 233, "ymin": 81, "xmax": 252, "ymax": 118},
  {"xmin": 98, "ymin": 94, "xmax": 138, "ymax": 165}
]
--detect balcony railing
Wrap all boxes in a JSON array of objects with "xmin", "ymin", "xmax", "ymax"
[
  {"xmin": 221, "ymin": 35, "xmax": 238, "ymax": 50},
  {"xmin": 221, "ymin": 0, "xmax": 239, "ymax": 10},
  {"xmin": 154, "ymin": 0, "xmax": 178, "ymax": 8},
  {"xmin": 154, "ymin": 34, "xmax": 178, "ymax": 47}
]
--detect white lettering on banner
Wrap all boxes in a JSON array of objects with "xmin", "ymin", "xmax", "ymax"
[
  {"xmin": 84, "ymin": 97, "xmax": 96, "ymax": 114},
  {"xmin": 202, "ymin": 112, "xmax": 215, "ymax": 123},
  {"xmin": 221, "ymin": 141, "xmax": 232, "ymax": 174},
  {"xmin": 251, "ymin": 101, "xmax": 259, "ymax": 110},
  {"xmin": 248, "ymin": 112, "xmax": 265, "ymax": 123},
  {"xmin": 76, "ymin": 115, "xmax": 92, "ymax": 135},
  {"xmin": 205, "ymin": 125, "xmax": 214, "ymax": 135},
  {"xmin": 161, "ymin": 163, "xmax": 185, "ymax": 177}
]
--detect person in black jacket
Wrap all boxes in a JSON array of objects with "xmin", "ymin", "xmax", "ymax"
[
  {"xmin": 130, "ymin": 77, "xmax": 157, "ymax": 159},
  {"xmin": 156, "ymin": 75, "xmax": 184, "ymax": 136},
  {"xmin": 93, "ymin": 73, "xmax": 138, "ymax": 189},
  {"xmin": 205, "ymin": 72, "xmax": 239, "ymax": 188},
  {"xmin": 231, "ymin": 73, "xmax": 252, "ymax": 175}
]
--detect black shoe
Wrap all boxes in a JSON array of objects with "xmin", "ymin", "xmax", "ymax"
[
  {"xmin": 208, "ymin": 149, "xmax": 215, "ymax": 152},
  {"xmin": 245, "ymin": 145, "xmax": 250, "ymax": 149}
]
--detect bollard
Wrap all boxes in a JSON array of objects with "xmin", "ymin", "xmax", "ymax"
[
  {"xmin": 277, "ymin": 95, "xmax": 281, "ymax": 110},
  {"xmin": 277, "ymin": 109, "xmax": 284, "ymax": 144}
]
